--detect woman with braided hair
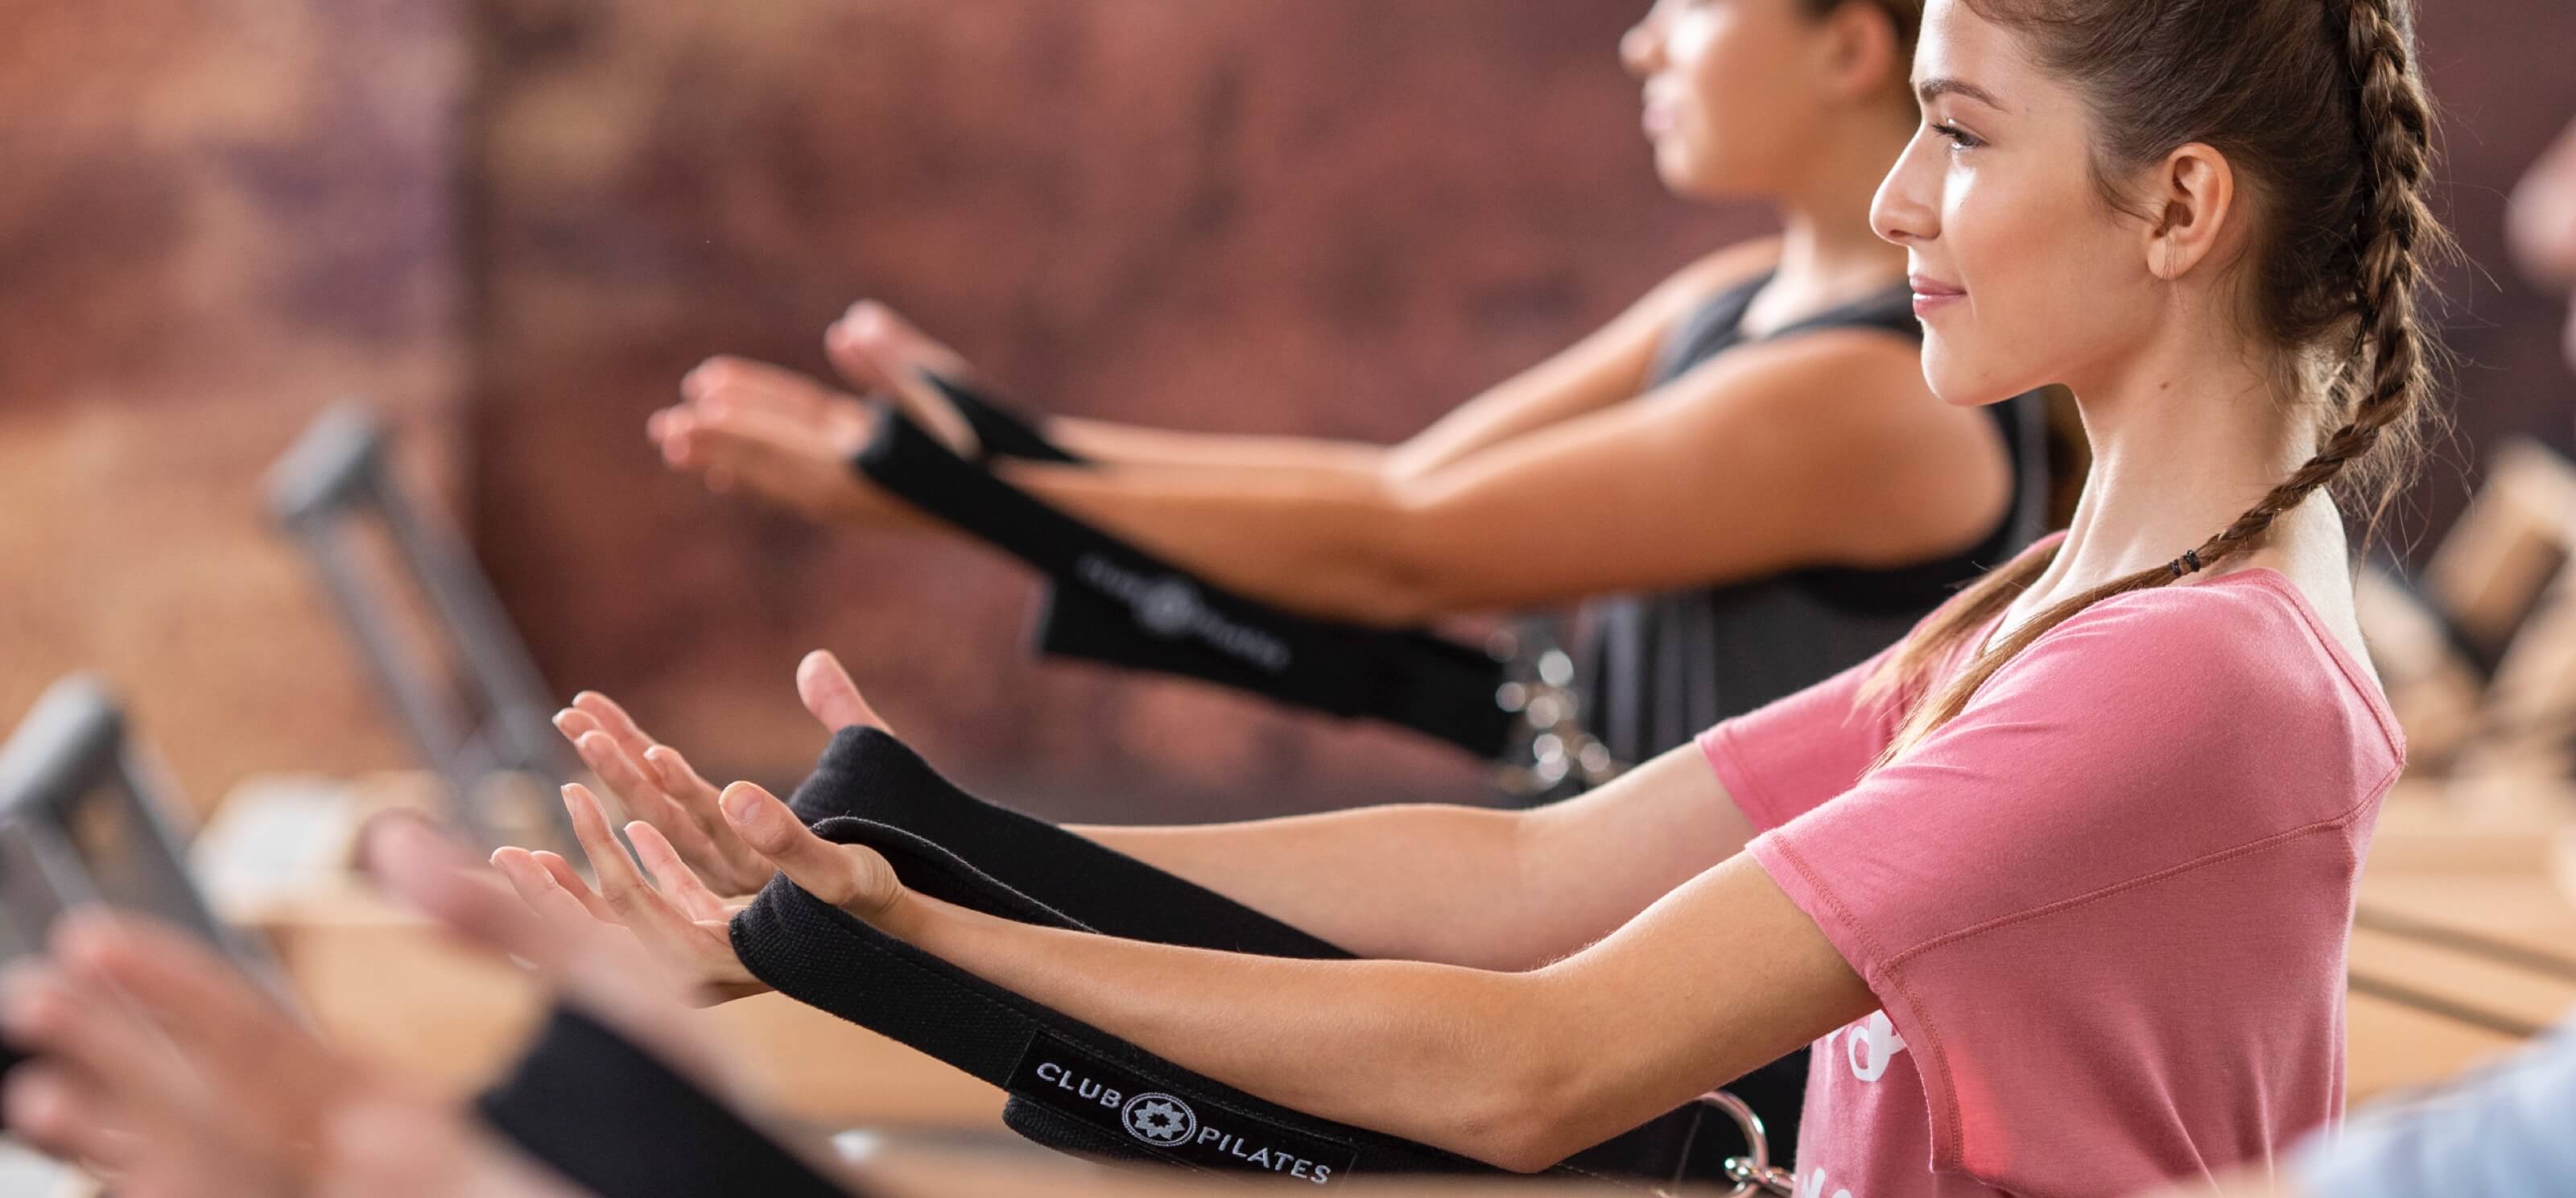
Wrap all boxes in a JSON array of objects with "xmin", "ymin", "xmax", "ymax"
[{"xmin": 518, "ymin": 0, "xmax": 2440, "ymax": 1192}]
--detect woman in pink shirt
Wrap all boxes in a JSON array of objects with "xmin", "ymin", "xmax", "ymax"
[{"xmin": 513, "ymin": 0, "xmax": 2439, "ymax": 1193}]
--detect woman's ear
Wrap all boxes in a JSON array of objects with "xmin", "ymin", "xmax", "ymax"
[
  {"xmin": 1818, "ymin": 1, "xmax": 1906, "ymax": 106},
  {"xmin": 2141, "ymin": 143, "xmax": 2240, "ymax": 282}
]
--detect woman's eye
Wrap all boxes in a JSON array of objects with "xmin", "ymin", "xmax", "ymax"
[{"xmin": 1931, "ymin": 122, "xmax": 1984, "ymax": 151}]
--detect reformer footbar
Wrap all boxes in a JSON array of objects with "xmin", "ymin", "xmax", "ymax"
[
  {"xmin": 478, "ymin": 1006, "xmax": 853, "ymax": 1198},
  {"xmin": 856, "ymin": 405, "xmax": 1612, "ymax": 775},
  {"xmin": 761, "ymin": 727, "xmax": 1778, "ymax": 1190}
]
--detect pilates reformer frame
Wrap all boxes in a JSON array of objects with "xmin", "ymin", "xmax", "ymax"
[
  {"xmin": 0, "ymin": 675, "xmax": 283, "ymax": 991},
  {"xmin": 266, "ymin": 404, "xmax": 579, "ymax": 850}
]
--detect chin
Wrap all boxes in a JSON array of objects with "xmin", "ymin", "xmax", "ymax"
[{"xmin": 1920, "ymin": 348, "xmax": 2021, "ymax": 409}]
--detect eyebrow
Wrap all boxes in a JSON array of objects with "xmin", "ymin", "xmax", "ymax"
[{"xmin": 1917, "ymin": 77, "xmax": 2007, "ymax": 110}]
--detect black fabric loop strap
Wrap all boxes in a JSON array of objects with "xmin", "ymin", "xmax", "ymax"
[
  {"xmin": 852, "ymin": 407, "xmax": 1516, "ymax": 758},
  {"xmin": 476, "ymin": 1006, "xmax": 854, "ymax": 1198},
  {"xmin": 760, "ymin": 733, "xmax": 1758, "ymax": 1185},
  {"xmin": 731, "ymin": 817, "xmax": 1509, "ymax": 1186},
  {"xmin": 920, "ymin": 372, "xmax": 1089, "ymax": 466},
  {"xmin": 786, "ymin": 726, "xmax": 1348, "ymax": 958}
]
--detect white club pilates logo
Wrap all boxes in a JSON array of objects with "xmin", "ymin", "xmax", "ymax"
[
  {"xmin": 1073, "ymin": 554, "xmax": 1294, "ymax": 671},
  {"xmin": 1022, "ymin": 1051, "xmax": 1346, "ymax": 1184},
  {"xmin": 1135, "ymin": 579, "xmax": 1201, "ymax": 638},
  {"xmin": 1121, "ymin": 1093, "xmax": 1199, "ymax": 1146}
]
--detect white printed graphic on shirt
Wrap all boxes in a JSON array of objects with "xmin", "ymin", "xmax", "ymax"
[{"xmin": 1826, "ymin": 1010, "xmax": 1905, "ymax": 1083}]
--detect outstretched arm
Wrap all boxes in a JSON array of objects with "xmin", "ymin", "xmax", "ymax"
[
  {"xmin": 1068, "ymin": 742, "xmax": 1757, "ymax": 971},
  {"xmin": 814, "ymin": 246, "xmax": 1769, "ymax": 482},
  {"xmin": 865, "ymin": 834, "xmax": 1871, "ymax": 1171},
  {"xmin": 1002, "ymin": 326, "xmax": 2006, "ymax": 624},
  {"xmin": 515, "ymin": 656, "xmax": 1876, "ymax": 1173},
  {"xmin": 553, "ymin": 654, "xmax": 1755, "ymax": 972}
]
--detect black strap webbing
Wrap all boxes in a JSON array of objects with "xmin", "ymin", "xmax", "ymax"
[
  {"xmin": 854, "ymin": 408, "xmax": 1514, "ymax": 757},
  {"xmin": 477, "ymin": 1006, "xmax": 854, "ymax": 1198},
  {"xmin": 766, "ymin": 728, "xmax": 1758, "ymax": 1185},
  {"xmin": 786, "ymin": 727, "xmax": 1346, "ymax": 958},
  {"xmin": 920, "ymin": 372, "xmax": 1088, "ymax": 465},
  {"xmin": 732, "ymin": 817, "xmax": 1600, "ymax": 1186}
]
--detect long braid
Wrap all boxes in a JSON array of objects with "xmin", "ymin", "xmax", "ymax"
[{"xmin": 1864, "ymin": 0, "xmax": 2442, "ymax": 764}]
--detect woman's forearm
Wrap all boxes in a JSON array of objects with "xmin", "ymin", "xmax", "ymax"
[
  {"xmin": 869, "ymin": 848, "xmax": 1864, "ymax": 1174},
  {"xmin": 1005, "ymin": 461, "xmax": 1433, "ymax": 624},
  {"xmin": 1068, "ymin": 804, "xmax": 1549, "ymax": 970},
  {"xmin": 879, "ymin": 893, "xmax": 1558, "ymax": 1169},
  {"xmin": 1045, "ymin": 418, "xmax": 1391, "ymax": 485},
  {"xmin": 1066, "ymin": 746, "xmax": 1753, "ymax": 973}
]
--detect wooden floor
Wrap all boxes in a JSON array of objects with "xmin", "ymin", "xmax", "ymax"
[{"xmin": 2346, "ymin": 781, "xmax": 2576, "ymax": 1102}]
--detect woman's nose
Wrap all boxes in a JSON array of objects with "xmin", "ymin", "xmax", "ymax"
[
  {"xmin": 1620, "ymin": 19, "xmax": 1662, "ymax": 78},
  {"xmin": 1871, "ymin": 136, "xmax": 1939, "ymax": 247}
]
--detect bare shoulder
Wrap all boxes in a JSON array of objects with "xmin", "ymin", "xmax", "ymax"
[
  {"xmin": 1646, "ymin": 322, "xmax": 1939, "ymax": 433},
  {"xmin": 1639, "ymin": 328, "xmax": 2008, "ymax": 565},
  {"xmin": 1662, "ymin": 236, "xmax": 1786, "ymax": 300}
]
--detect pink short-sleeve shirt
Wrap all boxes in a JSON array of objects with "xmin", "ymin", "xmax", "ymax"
[{"xmin": 1698, "ymin": 556, "xmax": 2404, "ymax": 1198}]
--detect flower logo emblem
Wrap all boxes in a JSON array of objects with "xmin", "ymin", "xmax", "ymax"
[{"xmin": 1121, "ymin": 1093, "xmax": 1199, "ymax": 1146}]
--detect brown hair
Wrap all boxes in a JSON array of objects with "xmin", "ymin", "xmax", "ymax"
[{"xmin": 1857, "ymin": 0, "xmax": 2446, "ymax": 760}]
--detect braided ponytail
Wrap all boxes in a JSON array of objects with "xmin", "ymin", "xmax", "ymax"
[{"xmin": 1858, "ymin": 0, "xmax": 2447, "ymax": 762}]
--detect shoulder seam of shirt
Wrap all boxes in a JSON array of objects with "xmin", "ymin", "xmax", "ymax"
[
  {"xmin": 1879, "ymin": 770, "xmax": 2393, "ymax": 971},
  {"xmin": 2230, "ymin": 568, "xmax": 2409, "ymax": 765}
]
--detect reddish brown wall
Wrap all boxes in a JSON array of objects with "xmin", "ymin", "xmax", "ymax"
[
  {"xmin": 5, "ymin": 1, "xmax": 2574, "ymax": 818},
  {"xmin": 0, "ymin": 0, "xmax": 469, "ymax": 808},
  {"xmin": 464, "ymin": 0, "xmax": 1755, "ymax": 816}
]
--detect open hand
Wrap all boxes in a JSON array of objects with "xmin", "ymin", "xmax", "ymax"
[
  {"xmin": 650, "ymin": 356, "xmax": 900, "ymax": 524},
  {"xmin": 506, "ymin": 653, "xmax": 914, "ymax": 1005},
  {"xmin": 824, "ymin": 301, "xmax": 985, "ymax": 458},
  {"xmin": 547, "ymin": 651, "xmax": 897, "ymax": 901},
  {"xmin": 0, "ymin": 905, "xmax": 583, "ymax": 1198}
]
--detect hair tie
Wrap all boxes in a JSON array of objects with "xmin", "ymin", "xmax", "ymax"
[{"xmin": 2169, "ymin": 549, "xmax": 2203, "ymax": 579}]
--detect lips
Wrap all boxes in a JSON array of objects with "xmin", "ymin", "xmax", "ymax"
[{"xmin": 1909, "ymin": 273, "xmax": 1965, "ymax": 316}]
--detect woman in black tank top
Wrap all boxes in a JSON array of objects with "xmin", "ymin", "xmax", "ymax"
[
  {"xmin": 621, "ymin": 0, "xmax": 2040, "ymax": 1166},
  {"xmin": 658, "ymin": 0, "xmax": 2045, "ymax": 765}
]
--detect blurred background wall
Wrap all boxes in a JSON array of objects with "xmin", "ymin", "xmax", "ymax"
[{"xmin": 4, "ymin": 0, "xmax": 2573, "ymax": 820}]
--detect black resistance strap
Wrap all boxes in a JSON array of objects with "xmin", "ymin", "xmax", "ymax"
[
  {"xmin": 920, "ymin": 371, "xmax": 1088, "ymax": 466},
  {"xmin": 477, "ymin": 1006, "xmax": 856, "ymax": 1198},
  {"xmin": 853, "ymin": 407, "xmax": 1516, "ymax": 758},
  {"xmin": 761, "ymin": 727, "xmax": 1764, "ymax": 1186}
]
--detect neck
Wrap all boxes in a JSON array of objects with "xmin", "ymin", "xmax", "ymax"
[
  {"xmin": 1765, "ymin": 114, "xmax": 1913, "ymax": 305},
  {"xmin": 2033, "ymin": 312, "xmax": 2329, "ymax": 603}
]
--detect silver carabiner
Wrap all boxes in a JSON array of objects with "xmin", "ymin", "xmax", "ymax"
[
  {"xmin": 1655, "ymin": 1090, "xmax": 1797, "ymax": 1198},
  {"xmin": 1488, "ymin": 627, "xmax": 1628, "ymax": 801}
]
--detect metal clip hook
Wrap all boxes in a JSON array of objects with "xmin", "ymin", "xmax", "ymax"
[{"xmin": 1652, "ymin": 1089, "xmax": 1796, "ymax": 1197}]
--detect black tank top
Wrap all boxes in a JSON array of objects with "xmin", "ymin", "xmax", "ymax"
[{"xmin": 1580, "ymin": 271, "xmax": 2050, "ymax": 764}]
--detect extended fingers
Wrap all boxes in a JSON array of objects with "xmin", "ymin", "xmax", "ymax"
[
  {"xmin": 795, "ymin": 650, "xmax": 888, "ymax": 733},
  {"xmin": 0, "ymin": 963, "xmax": 200, "ymax": 1150},
  {"xmin": 681, "ymin": 356, "xmax": 845, "ymax": 421},
  {"xmin": 717, "ymin": 783, "xmax": 897, "ymax": 916},
  {"xmin": 491, "ymin": 847, "xmax": 613, "ymax": 932},
  {"xmin": 47, "ymin": 915, "xmax": 302, "ymax": 1086},
  {"xmin": 362, "ymin": 816, "xmax": 561, "ymax": 969},
  {"xmin": 625, "ymin": 822, "xmax": 738, "ymax": 924},
  {"xmin": 558, "ymin": 784, "xmax": 652, "ymax": 911},
  {"xmin": 640, "ymin": 746, "xmax": 770, "ymax": 886},
  {"xmin": 565, "ymin": 692, "xmax": 656, "ymax": 763},
  {"xmin": 568, "ymin": 730, "xmax": 729, "ymax": 870}
]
